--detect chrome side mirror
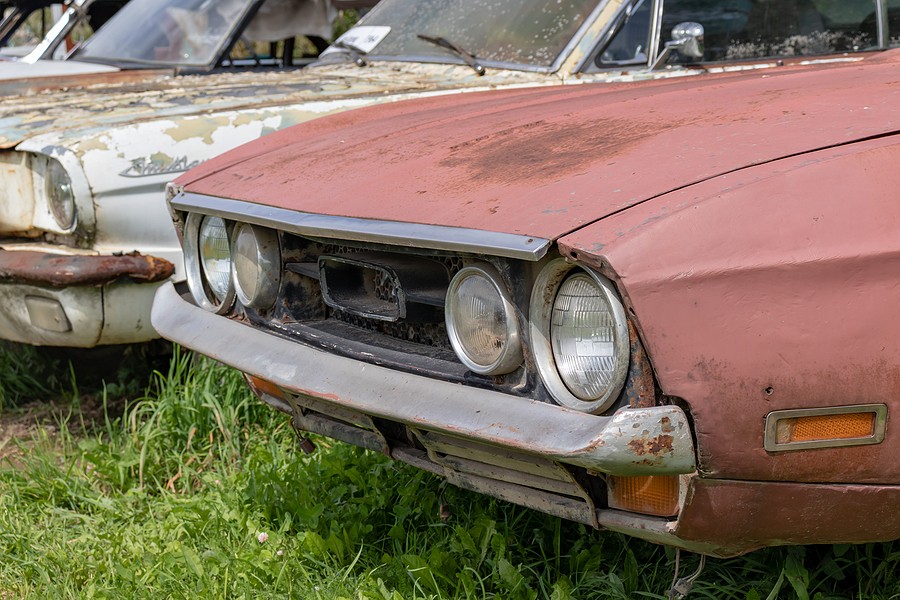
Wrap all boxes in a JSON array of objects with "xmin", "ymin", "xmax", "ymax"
[{"xmin": 650, "ymin": 21, "xmax": 705, "ymax": 70}]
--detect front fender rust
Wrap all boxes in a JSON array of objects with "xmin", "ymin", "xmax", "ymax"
[
  {"xmin": 0, "ymin": 250, "xmax": 174, "ymax": 287},
  {"xmin": 627, "ymin": 433, "xmax": 675, "ymax": 457}
]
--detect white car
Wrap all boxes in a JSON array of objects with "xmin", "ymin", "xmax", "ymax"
[{"xmin": 1, "ymin": 0, "xmax": 896, "ymax": 349}]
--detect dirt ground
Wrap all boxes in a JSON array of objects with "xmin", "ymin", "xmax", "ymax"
[{"xmin": 0, "ymin": 394, "xmax": 127, "ymax": 466}]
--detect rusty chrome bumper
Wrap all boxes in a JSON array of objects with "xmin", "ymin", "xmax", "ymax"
[
  {"xmin": 152, "ymin": 281, "xmax": 696, "ymax": 476},
  {"xmin": 0, "ymin": 249, "xmax": 174, "ymax": 346}
]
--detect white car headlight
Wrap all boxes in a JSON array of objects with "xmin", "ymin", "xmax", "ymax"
[
  {"xmin": 184, "ymin": 212, "xmax": 234, "ymax": 313},
  {"xmin": 445, "ymin": 264, "xmax": 523, "ymax": 375},
  {"xmin": 530, "ymin": 259, "xmax": 629, "ymax": 414},
  {"xmin": 232, "ymin": 222, "xmax": 281, "ymax": 311},
  {"xmin": 44, "ymin": 157, "xmax": 76, "ymax": 230}
]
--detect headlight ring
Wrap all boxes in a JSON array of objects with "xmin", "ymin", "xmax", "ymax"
[
  {"xmin": 44, "ymin": 158, "xmax": 76, "ymax": 230},
  {"xmin": 231, "ymin": 222, "xmax": 281, "ymax": 311},
  {"xmin": 445, "ymin": 263, "xmax": 523, "ymax": 375},
  {"xmin": 184, "ymin": 212, "xmax": 234, "ymax": 313},
  {"xmin": 529, "ymin": 258, "xmax": 630, "ymax": 414}
]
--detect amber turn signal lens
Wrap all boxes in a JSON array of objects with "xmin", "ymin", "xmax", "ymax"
[
  {"xmin": 776, "ymin": 412, "xmax": 874, "ymax": 444},
  {"xmin": 244, "ymin": 374, "xmax": 286, "ymax": 400},
  {"xmin": 608, "ymin": 475, "xmax": 680, "ymax": 517}
]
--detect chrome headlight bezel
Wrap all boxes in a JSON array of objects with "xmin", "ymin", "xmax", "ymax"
[
  {"xmin": 184, "ymin": 212, "xmax": 234, "ymax": 314},
  {"xmin": 43, "ymin": 157, "xmax": 76, "ymax": 230},
  {"xmin": 445, "ymin": 263, "xmax": 524, "ymax": 375},
  {"xmin": 529, "ymin": 258, "xmax": 630, "ymax": 414},
  {"xmin": 231, "ymin": 222, "xmax": 282, "ymax": 311}
]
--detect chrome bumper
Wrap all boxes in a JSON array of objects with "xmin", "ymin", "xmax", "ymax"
[{"xmin": 152, "ymin": 281, "xmax": 696, "ymax": 476}]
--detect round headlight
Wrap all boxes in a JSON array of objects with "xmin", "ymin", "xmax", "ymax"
[
  {"xmin": 199, "ymin": 216, "xmax": 233, "ymax": 302},
  {"xmin": 445, "ymin": 264, "xmax": 523, "ymax": 375},
  {"xmin": 232, "ymin": 223, "xmax": 281, "ymax": 310},
  {"xmin": 44, "ymin": 158, "xmax": 76, "ymax": 230},
  {"xmin": 530, "ymin": 259, "xmax": 629, "ymax": 414},
  {"xmin": 184, "ymin": 212, "xmax": 234, "ymax": 313}
]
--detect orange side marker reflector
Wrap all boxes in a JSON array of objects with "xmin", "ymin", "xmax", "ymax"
[
  {"xmin": 778, "ymin": 412, "xmax": 874, "ymax": 444},
  {"xmin": 608, "ymin": 475, "xmax": 680, "ymax": 517},
  {"xmin": 765, "ymin": 404, "xmax": 887, "ymax": 452}
]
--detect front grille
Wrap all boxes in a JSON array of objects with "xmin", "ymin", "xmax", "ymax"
[
  {"xmin": 242, "ymin": 232, "xmax": 535, "ymax": 396},
  {"xmin": 331, "ymin": 308, "xmax": 451, "ymax": 349}
]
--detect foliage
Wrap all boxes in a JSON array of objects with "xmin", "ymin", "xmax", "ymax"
[{"xmin": 0, "ymin": 346, "xmax": 898, "ymax": 598}]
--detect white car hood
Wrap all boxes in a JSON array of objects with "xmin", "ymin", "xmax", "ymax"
[{"xmin": 0, "ymin": 58, "xmax": 119, "ymax": 81}]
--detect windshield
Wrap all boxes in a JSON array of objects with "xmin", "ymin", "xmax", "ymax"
[
  {"xmin": 73, "ymin": 0, "xmax": 252, "ymax": 67},
  {"xmin": 335, "ymin": 0, "xmax": 602, "ymax": 69}
]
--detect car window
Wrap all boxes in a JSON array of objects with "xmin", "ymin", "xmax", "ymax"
[
  {"xmin": 73, "ymin": 0, "xmax": 252, "ymax": 67},
  {"xmin": 594, "ymin": 0, "xmax": 886, "ymax": 69},
  {"xmin": 335, "ymin": 0, "xmax": 602, "ymax": 69},
  {"xmin": 1, "ymin": 5, "xmax": 57, "ymax": 50}
]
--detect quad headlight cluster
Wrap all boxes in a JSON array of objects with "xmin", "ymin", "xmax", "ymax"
[
  {"xmin": 446, "ymin": 257, "xmax": 630, "ymax": 414},
  {"xmin": 185, "ymin": 213, "xmax": 630, "ymax": 414},
  {"xmin": 184, "ymin": 213, "xmax": 281, "ymax": 314}
]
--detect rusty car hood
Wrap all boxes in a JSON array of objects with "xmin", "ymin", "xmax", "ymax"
[
  {"xmin": 179, "ymin": 51, "xmax": 900, "ymax": 241},
  {"xmin": 0, "ymin": 61, "xmax": 550, "ymax": 149}
]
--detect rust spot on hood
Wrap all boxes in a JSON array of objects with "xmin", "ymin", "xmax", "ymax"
[{"xmin": 439, "ymin": 117, "xmax": 685, "ymax": 188}]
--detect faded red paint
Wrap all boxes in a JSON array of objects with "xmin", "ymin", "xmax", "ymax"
[
  {"xmin": 0, "ymin": 250, "xmax": 174, "ymax": 287},
  {"xmin": 562, "ymin": 135, "xmax": 900, "ymax": 485},
  {"xmin": 182, "ymin": 50, "xmax": 900, "ymax": 241},
  {"xmin": 675, "ymin": 477, "xmax": 900, "ymax": 556}
]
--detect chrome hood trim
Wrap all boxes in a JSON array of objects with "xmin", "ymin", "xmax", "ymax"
[{"xmin": 172, "ymin": 192, "xmax": 552, "ymax": 261}]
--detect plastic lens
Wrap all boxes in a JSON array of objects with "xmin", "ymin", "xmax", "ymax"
[
  {"xmin": 551, "ymin": 273, "xmax": 622, "ymax": 400},
  {"xmin": 198, "ymin": 216, "xmax": 232, "ymax": 302}
]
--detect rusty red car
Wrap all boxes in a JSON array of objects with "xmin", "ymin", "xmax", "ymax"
[{"xmin": 153, "ymin": 41, "xmax": 900, "ymax": 557}]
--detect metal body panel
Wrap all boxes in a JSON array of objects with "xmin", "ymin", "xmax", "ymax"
[
  {"xmin": 598, "ymin": 478, "xmax": 900, "ymax": 557},
  {"xmin": 0, "ymin": 278, "xmax": 161, "ymax": 345},
  {"xmin": 561, "ymin": 135, "xmax": 900, "ymax": 484},
  {"xmin": 673, "ymin": 478, "xmax": 900, "ymax": 555},
  {"xmin": 152, "ymin": 281, "xmax": 697, "ymax": 476},
  {"xmin": 180, "ymin": 51, "xmax": 900, "ymax": 241},
  {"xmin": 173, "ymin": 193, "xmax": 552, "ymax": 261}
]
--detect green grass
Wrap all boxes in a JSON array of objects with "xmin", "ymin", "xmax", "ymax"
[{"xmin": 0, "ymin": 345, "xmax": 898, "ymax": 599}]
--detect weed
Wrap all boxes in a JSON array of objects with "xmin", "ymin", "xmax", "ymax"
[{"xmin": 0, "ymin": 349, "xmax": 898, "ymax": 598}]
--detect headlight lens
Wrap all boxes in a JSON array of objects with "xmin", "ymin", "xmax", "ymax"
[
  {"xmin": 530, "ymin": 259, "xmax": 630, "ymax": 414},
  {"xmin": 446, "ymin": 264, "xmax": 523, "ymax": 375},
  {"xmin": 184, "ymin": 212, "xmax": 234, "ymax": 313},
  {"xmin": 232, "ymin": 223, "xmax": 281, "ymax": 311},
  {"xmin": 199, "ymin": 216, "xmax": 233, "ymax": 302},
  {"xmin": 551, "ymin": 273, "xmax": 623, "ymax": 400},
  {"xmin": 44, "ymin": 158, "xmax": 75, "ymax": 230}
]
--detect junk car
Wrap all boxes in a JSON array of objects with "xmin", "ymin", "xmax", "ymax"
[
  {"xmin": 0, "ymin": 0, "xmax": 128, "ymax": 62},
  {"xmin": 155, "ymin": 41, "xmax": 900, "ymax": 556},
  {"xmin": 3, "ymin": 0, "xmax": 900, "ymax": 352}
]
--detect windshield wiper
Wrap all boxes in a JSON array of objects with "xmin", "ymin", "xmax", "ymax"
[
  {"xmin": 416, "ymin": 34, "xmax": 485, "ymax": 76},
  {"xmin": 331, "ymin": 39, "xmax": 369, "ymax": 67}
]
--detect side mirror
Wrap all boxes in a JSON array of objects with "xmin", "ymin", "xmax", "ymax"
[{"xmin": 650, "ymin": 21, "xmax": 705, "ymax": 70}]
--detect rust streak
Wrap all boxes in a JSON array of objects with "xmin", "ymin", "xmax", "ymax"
[{"xmin": 0, "ymin": 251, "xmax": 174, "ymax": 287}]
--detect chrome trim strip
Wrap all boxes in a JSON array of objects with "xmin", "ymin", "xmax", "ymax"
[
  {"xmin": 764, "ymin": 404, "xmax": 888, "ymax": 452},
  {"xmin": 152, "ymin": 281, "xmax": 696, "ymax": 475},
  {"xmin": 554, "ymin": 0, "xmax": 613, "ymax": 73},
  {"xmin": 171, "ymin": 192, "xmax": 552, "ymax": 261},
  {"xmin": 876, "ymin": 0, "xmax": 889, "ymax": 49}
]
